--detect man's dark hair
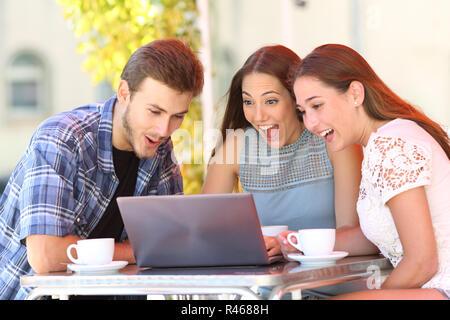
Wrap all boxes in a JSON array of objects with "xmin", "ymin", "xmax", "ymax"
[{"xmin": 121, "ymin": 38, "xmax": 204, "ymax": 97}]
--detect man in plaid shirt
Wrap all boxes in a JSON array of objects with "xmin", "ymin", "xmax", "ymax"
[{"xmin": 0, "ymin": 38, "xmax": 204, "ymax": 299}]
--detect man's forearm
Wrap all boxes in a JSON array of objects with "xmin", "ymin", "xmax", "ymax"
[
  {"xmin": 26, "ymin": 234, "xmax": 81, "ymax": 273},
  {"xmin": 26, "ymin": 235, "xmax": 136, "ymax": 273}
]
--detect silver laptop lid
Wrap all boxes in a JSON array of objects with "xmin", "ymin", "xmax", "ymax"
[{"xmin": 117, "ymin": 193, "xmax": 269, "ymax": 268}]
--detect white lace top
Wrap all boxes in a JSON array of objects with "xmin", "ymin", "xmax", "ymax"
[{"xmin": 357, "ymin": 119, "xmax": 450, "ymax": 290}]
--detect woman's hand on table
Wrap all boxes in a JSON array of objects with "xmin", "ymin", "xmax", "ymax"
[
  {"xmin": 263, "ymin": 236, "xmax": 283, "ymax": 257},
  {"xmin": 277, "ymin": 230, "xmax": 302, "ymax": 260}
]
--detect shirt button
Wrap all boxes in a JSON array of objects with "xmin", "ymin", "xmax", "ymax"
[
  {"xmin": 76, "ymin": 218, "xmax": 81, "ymax": 223},
  {"xmin": 106, "ymin": 194, "xmax": 110, "ymax": 199}
]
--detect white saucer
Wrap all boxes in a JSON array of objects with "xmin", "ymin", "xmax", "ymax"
[
  {"xmin": 287, "ymin": 251, "xmax": 349, "ymax": 267},
  {"xmin": 67, "ymin": 261, "xmax": 128, "ymax": 274}
]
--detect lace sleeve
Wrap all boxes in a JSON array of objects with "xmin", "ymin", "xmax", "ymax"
[{"xmin": 366, "ymin": 135, "xmax": 432, "ymax": 204}]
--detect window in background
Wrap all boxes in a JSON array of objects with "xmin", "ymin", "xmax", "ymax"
[
  {"xmin": 0, "ymin": 177, "xmax": 8, "ymax": 197},
  {"xmin": 6, "ymin": 51, "xmax": 49, "ymax": 118}
]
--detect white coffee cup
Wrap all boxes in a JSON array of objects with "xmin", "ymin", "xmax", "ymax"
[
  {"xmin": 287, "ymin": 228, "xmax": 336, "ymax": 256},
  {"xmin": 261, "ymin": 225, "xmax": 288, "ymax": 237},
  {"xmin": 66, "ymin": 238, "xmax": 114, "ymax": 265}
]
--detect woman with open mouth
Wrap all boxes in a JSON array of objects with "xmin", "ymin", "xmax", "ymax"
[
  {"xmin": 290, "ymin": 43, "xmax": 450, "ymax": 300},
  {"xmin": 201, "ymin": 44, "xmax": 364, "ymax": 267}
]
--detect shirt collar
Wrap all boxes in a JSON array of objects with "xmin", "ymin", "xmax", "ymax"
[{"xmin": 97, "ymin": 95, "xmax": 118, "ymax": 174}]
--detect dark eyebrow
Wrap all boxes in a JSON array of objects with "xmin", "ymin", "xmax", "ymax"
[
  {"xmin": 242, "ymin": 90, "xmax": 280, "ymax": 97},
  {"xmin": 305, "ymin": 95, "xmax": 321, "ymax": 103},
  {"xmin": 297, "ymin": 95, "xmax": 322, "ymax": 109},
  {"xmin": 148, "ymin": 104, "xmax": 166, "ymax": 111},
  {"xmin": 262, "ymin": 90, "xmax": 280, "ymax": 96},
  {"xmin": 149, "ymin": 104, "xmax": 188, "ymax": 116}
]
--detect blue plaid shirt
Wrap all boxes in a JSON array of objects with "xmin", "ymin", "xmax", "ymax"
[{"xmin": 0, "ymin": 95, "xmax": 183, "ymax": 299}]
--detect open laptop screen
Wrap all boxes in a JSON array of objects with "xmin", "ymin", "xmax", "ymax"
[{"xmin": 117, "ymin": 193, "xmax": 270, "ymax": 268}]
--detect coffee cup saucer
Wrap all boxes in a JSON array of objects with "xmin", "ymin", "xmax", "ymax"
[
  {"xmin": 287, "ymin": 251, "xmax": 348, "ymax": 267},
  {"xmin": 67, "ymin": 261, "xmax": 128, "ymax": 274}
]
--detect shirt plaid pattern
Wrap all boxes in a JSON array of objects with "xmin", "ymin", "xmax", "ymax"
[{"xmin": 0, "ymin": 95, "xmax": 183, "ymax": 299}]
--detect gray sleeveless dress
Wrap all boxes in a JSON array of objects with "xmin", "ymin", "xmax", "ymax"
[{"xmin": 239, "ymin": 127, "xmax": 336, "ymax": 230}]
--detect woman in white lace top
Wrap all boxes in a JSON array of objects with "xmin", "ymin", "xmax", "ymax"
[{"xmin": 288, "ymin": 44, "xmax": 450, "ymax": 299}]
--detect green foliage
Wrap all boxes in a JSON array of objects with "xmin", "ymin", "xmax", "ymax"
[
  {"xmin": 174, "ymin": 99, "xmax": 204, "ymax": 195},
  {"xmin": 57, "ymin": 0, "xmax": 204, "ymax": 194}
]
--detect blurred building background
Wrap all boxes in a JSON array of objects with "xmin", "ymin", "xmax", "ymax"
[
  {"xmin": 0, "ymin": 0, "xmax": 114, "ymax": 192},
  {"xmin": 1, "ymin": 0, "xmax": 449, "ymax": 194},
  {"xmin": 210, "ymin": 0, "xmax": 450, "ymax": 128}
]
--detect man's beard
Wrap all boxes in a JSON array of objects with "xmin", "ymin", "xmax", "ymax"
[
  {"xmin": 121, "ymin": 105, "xmax": 142, "ymax": 159},
  {"xmin": 121, "ymin": 105, "xmax": 164, "ymax": 159}
]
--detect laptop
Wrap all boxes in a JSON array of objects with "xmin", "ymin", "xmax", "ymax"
[{"xmin": 117, "ymin": 193, "xmax": 275, "ymax": 268}]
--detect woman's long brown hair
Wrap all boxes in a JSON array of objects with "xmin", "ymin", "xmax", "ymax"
[
  {"xmin": 293, "ymin": 44, "xmax": 450, "ymax": 159},
  {"xmin": 211, "ymin": 45, "xmax": 301, "ymax": 158}
]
